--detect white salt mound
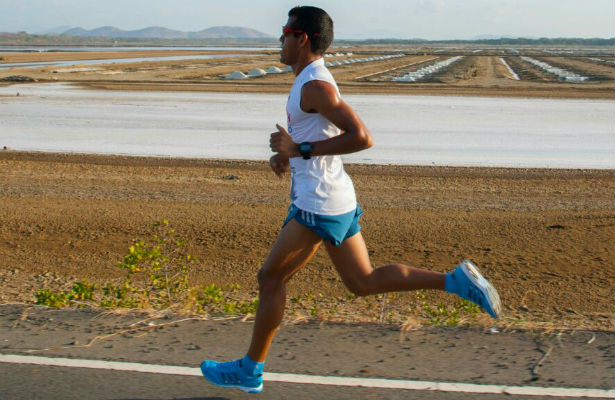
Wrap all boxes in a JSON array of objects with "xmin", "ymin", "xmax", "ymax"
[
  {"xmin": 226, "ymin": 71, "xmax": 248, "ymax": 80},
  {"xmin": 248, "ymin": 68, "xmax": 267, "ymax": 77}
]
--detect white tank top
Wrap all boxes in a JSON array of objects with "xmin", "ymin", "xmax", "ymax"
[{"xmin": 286, "ymin": 58, "xmax": 357, "ymax": 215}]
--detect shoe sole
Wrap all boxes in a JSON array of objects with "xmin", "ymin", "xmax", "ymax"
[
  {"xmin": 460, "ymin": 259, "xmax": 502, "ymax": 319},
  {"xmin": 241, "ymin": 383, "xmax": 264, "ymax": 393}
]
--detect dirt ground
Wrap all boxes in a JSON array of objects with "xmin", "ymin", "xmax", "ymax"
[
  {"xmin": 1, "ymin": 49, "xmax": 613, "ymax": 98},
  {"xmin": 0, "ymin": 47, "xmax": 613, "ymax": 331},
  {"xmin": 0, "ymin": 152, "xmax": 613, "ymax": 331}
]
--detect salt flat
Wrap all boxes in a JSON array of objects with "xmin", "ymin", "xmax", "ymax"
[{"xmin": 1, "ymin": 83, "xmax": 613, "ymax": 168}]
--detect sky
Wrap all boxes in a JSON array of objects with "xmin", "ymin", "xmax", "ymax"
[{"xmin": 2, "ymin": 0, "xmax": 614, "ymax": 40}]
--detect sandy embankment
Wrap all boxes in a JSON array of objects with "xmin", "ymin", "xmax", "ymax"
[{"xmin": 0, "ymin": 152, "xmax": 613, "ymax": 330}]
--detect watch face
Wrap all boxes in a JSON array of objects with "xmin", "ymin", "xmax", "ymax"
[{"xmin": 300, "ymin": 142, "xmax": 312, "ymax": 154}]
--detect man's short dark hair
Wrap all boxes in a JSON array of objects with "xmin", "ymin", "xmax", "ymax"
[{"xmin": 288, "ymin": 6, "xmax": 333, "ymax": 55}]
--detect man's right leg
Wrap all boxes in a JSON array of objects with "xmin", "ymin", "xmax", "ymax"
[
  {"xmin": 201, "ymin": 218, "xmax": 322, "ymax": 393},
  {"xmin": 247, "ymin": 218, "xmax": 322, "ymax": 362}
]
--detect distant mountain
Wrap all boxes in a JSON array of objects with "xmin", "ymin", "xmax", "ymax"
[
  {"xmin": 63, "ymin": 26, "xmax": 122, "ymax": 37},
  {"xmin": 195, "ymin": 26, "xmax": 272, "ymax": 39},
  {"xmin": 136, "ymin": 26, "xmax": 190, "ymax": 39},
  {"xmin": 60, "ymin": 25, "xmax": 272, "ymax": 39},
  {"xmin": 62, "ymin": 26, "xmax": 186, "ymax": 39}
]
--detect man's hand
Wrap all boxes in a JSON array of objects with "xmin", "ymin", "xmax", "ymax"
[
  {"xmin": 270, "ymin": 124, "xmax": 299, "ymax": 158},
  {"xmin": 269, "ymin": 153, "xmax": 290, "ymax": 178}
]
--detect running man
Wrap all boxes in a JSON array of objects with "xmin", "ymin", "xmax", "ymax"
[{"xmin": 201, "ymin": 6, "xmax": 501, "ymax": 394}]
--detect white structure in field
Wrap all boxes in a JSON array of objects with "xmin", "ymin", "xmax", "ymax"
[
  {"xmin": 393, "ymin": 56, "xmax": 464, "ymax": 82},
  {"xmin": 589, "ymin": 57, "xmax": 615, "ymax": 65},
  {"xmin": 222, "ymin": 54, "xmax": 406, "ymax": 79},
  {"xmin": 322, "ymin": 53, "xmax": 404, "ymax": 68},
  {"xmin": 520, "ymin": 56, "xmax": 589, "ymax": 82},
  {"xmin": 225, "ymin": 71, "xmax": 248, "ymax": 79},
  {"xmin": 247, "ymin": 68, "xmax": 266, "ymax": 77},
  {"xmin": 499, "ymin": 58, "xmax": 520, "ymax": 80}
]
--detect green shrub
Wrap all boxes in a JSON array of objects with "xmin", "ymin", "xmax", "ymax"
[
  {"xmin": 34, "ymin": 220, "xmax": 257, "ymax": 316},
  {"xmin": 415, "ymin": 290, "xmax": 481, "ymax": 326}
]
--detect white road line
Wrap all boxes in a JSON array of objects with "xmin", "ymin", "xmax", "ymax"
[{"xmin": 1, "ymin": 353, "xmax": 613, "ymax": 398}]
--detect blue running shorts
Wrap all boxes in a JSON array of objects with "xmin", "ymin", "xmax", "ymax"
[{"xmin": 282, "ymin": 204, "xmax": 363, "ymax": 246}]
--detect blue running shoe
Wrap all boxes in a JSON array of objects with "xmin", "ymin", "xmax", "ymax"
[
  {"xmin": 447, "ymin": 259, "xmax": 502, "ymax": 319},
  {"xmin": 200, "ymin": 358, "xmax": 263, "ymax": 393}
]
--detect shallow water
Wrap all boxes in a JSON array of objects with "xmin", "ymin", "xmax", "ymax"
[{"xmin": 0, "ymin": 83, "xmax": 613, "ymax": 169}]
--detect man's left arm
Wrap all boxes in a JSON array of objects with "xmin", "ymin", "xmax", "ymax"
[{"xmin": 270, "ymin": 80, "xmax": 373, "ymax": 157}]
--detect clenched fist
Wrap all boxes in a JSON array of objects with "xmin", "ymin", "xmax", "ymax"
[
  {"xmin": 269, "ymin": 153, "xmax": 290, "ymax": 178},
  {"xmin": 269, "ymin": 124, "xmax": 298, "ymax": 158}
]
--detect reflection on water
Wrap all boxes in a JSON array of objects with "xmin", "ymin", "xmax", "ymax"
[{"xmin": 0, "ymin": 83, "xmax": 613, "ymax": 169}]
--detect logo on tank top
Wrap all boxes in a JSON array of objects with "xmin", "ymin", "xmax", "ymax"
[{"xmin": 287, "ymin": 112, "xmax": 293, "ymax": 134}]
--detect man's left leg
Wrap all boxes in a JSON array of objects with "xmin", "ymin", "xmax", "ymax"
[
  {"xmin": 325, "ymin": 232, "xmax": 501, "ymax": 318},
  {"xmin": 325, "ymin": 232, "xmax": 445, "ymax": 294}
]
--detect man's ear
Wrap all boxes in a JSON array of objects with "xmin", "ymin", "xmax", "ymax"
[{"xmin": 299, "ymin": 33, "xmax": 310, "ymax": 49}]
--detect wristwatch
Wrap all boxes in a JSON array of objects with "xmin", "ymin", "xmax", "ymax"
[{"xmin": 298, "ymin": 142, "xmax": 313, "ymax": 160}]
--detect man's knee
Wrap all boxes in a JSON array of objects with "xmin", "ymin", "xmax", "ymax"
[
  {"xmin": 256, "ymin": 268, "xmax": 269, "ymax": 288},
  {"xmin": 257, "ymin": 266, "xmax": 284, "ymax": 291},
  {"xmin": 345, "ymin": 276, "xmax": 373, "ymax": 297},
  {"xmin": 348, "ymin": 285, "xmax": 372, "ymax": 297}
]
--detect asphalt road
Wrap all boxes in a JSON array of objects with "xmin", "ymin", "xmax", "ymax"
[{"xmin": 1, "ymin": 305, "xmax": 613, "ymax": 399}]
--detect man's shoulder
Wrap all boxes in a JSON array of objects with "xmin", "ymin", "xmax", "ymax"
[
  {"xmin": 302, "ymin": 79, "xmax": 336, "ymax": 94},
  {"xmin": 301, "ymin": 79, "xmax": 339, "ymax": 108}
]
